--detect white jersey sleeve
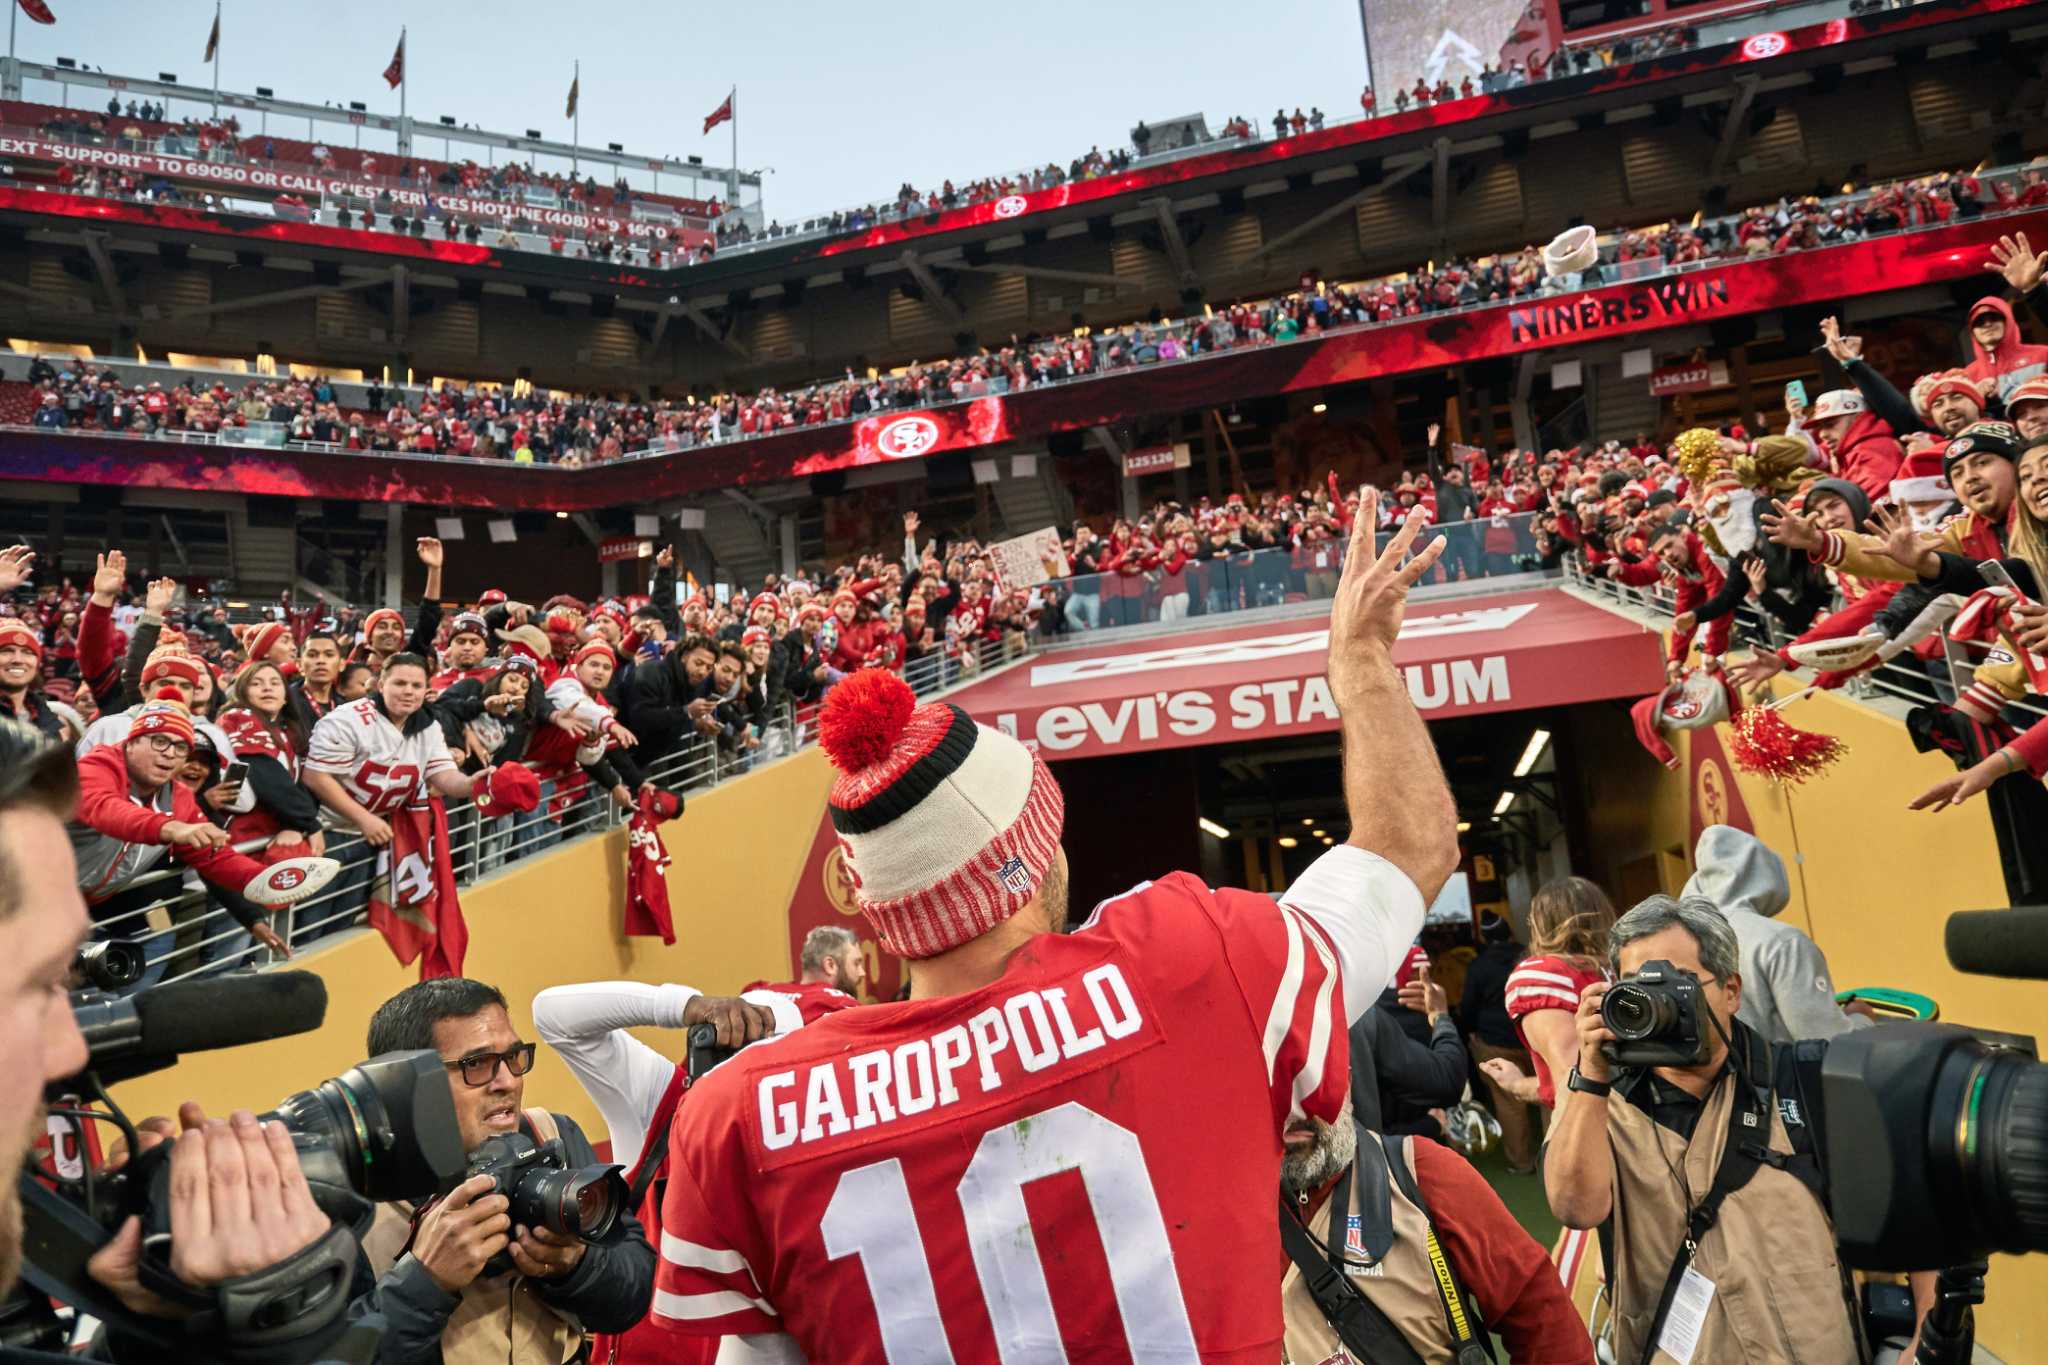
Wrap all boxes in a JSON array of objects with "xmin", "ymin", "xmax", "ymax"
[
  {"xmin": 531, "ymin": 980, "xmax": 696, "ymax": 1165},
  {"xmin": 1278, "ymin": 844, "xmax": 1428, "ymax": 1025}
]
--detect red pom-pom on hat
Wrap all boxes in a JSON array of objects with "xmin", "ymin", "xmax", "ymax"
[{"xmin": 820, "ymin": 669, "xmax": 916, "ymax": 774}]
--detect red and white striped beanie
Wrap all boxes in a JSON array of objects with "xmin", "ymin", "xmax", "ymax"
[{"xmin": 819, "ymin": 670, "xmax": 1064, "ymax": 960}]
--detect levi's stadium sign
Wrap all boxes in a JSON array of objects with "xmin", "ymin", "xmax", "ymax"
[{"xmin": 946, "ymin": 588, "xmax": 1665, "ymax": 760}]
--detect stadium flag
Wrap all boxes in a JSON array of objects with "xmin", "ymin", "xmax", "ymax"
[
  {"xmin": 565, "ymin": 71, "xmax": 579, "ymax": 120},
  {"xmin": 16, "ymin": 0, "xmax": 55, "ymax": 24},
  {"xmin": 202, "ymin": 10, "xmax": 218, "ymax": 61},
  {"xmin": 703, "ymin": 91, "xmax": 733, "ymax": 135},
  {"xmin": 382, "ymin": 31, "xmax": 405, "ymax": 89},
  {"xmin": 367, "ymin": 799, "xmax": 468, "ymax": 980}
]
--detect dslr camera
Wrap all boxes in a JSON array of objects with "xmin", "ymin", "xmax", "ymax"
[
  {"xmin": 1599, "ymin": 958, "xmax": 1709, "ymax": 1068},
  {"xmin": 463, "ymin": 1130, "xmax": 629, "ymax": 1275}
]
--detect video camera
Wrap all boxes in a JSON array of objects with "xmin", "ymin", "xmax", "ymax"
[
  {"xmin": 8, "ymin": 970, "xmax": 470, "ymax": 1359},
  {"xmin": 1820, "ymin": 905, "xmax": 2048, "ymax": 1276}
]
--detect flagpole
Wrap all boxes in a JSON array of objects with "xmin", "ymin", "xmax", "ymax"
[
  {"xmin": 572, "ymin": 59, "xmax": 580, "ymax": 177},
  {"xmin": 729, "ymin": 85, "xmax": 737, "ymax": 217}
]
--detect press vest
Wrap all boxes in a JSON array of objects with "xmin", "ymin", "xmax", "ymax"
[
  {"xmin": 1280, "ymin": 1132, "xmax": 1458, "ymax": 1364},
  {"xmin": 1606, "ymin": 1061, "xmax": 1859, "ymax": 1363},
  {"xmin": 361, "ymin": 1107, "xmax": 586, "ymax": 1365}
]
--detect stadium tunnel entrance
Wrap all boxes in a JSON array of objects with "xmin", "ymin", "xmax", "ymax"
[{"xmin": 944, "ymin": 585, "xmax": 1672, "ymax": 927}]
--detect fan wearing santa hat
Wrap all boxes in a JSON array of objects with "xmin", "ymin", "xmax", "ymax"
[
  {"xmin": 69, "ymin": 692, "xmax": 338, "ymax": 987},
  {"xmin": 654, "ymin": 492, "xmax": 1461, "ymax": 1360}
]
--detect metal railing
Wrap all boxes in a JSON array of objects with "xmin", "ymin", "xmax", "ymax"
[
  {"xmin": 1564, "ymin": 555, "xmax": 2048, "ymax": 726},
  {"xmin": 80, "ymin": 631, "xmax": 1026, "ymax": 989},
  {"xmin": 1047, "ymin": 512, "xmax": 1548, "ymax": 633}
]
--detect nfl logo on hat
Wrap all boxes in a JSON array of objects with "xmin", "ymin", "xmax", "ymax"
[{"xmin": 999, "ymin": 856, "xmax": 1032, "ymax": 896}]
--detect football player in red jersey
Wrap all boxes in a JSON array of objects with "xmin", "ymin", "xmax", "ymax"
[
  {"xmin": 533, "ymin": 925, "xmax": 866, "ymax": 1365},
  {"xmin": 655, "ymin": 492, "xmax": 1458, "ymax": 1363}
]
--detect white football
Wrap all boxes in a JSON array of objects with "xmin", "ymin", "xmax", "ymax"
[{"xmin": 241, "ymin": 856, "xmax": 342, "ymax": 909}]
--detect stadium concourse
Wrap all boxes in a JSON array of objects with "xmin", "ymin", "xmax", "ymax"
[{"xmin": 3, "ymin": 2, "xmax": 2047, "ymax": 1362}]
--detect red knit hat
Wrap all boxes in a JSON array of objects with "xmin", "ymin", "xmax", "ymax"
[
  {"xmin": 796, "ymin": 603, "xmax": 827, "ymax": 625},
  {"xmin": 0, "ymin": 619, "xmax": 42, "ymax": 659},
  {"xmin": 831, "ymin": 588, "xmax": 858, "ymax": 608},
  {"xmin": 477, "ymin": 588, "xmax": 509, "ymax": 607},
  {"xmin": 241, "ymin": 621, "xmax": 289, "ymax": 665},
  {"xmin": 741, "ymin": 626, "xmax": 772, "ymax": 648},
  {"xmin": 820, "ymin": 670, "xmax": 1065, "ymax": 959},
  {"xmin": 474, "ymin": 761, "xmax": 541, "ymax": 818},
  {"xmin": 570, "ymin": 639, "xmax": 616, "ymax": 671},
  {"xmin": 128, "ymin": 689, "xmax": 196, "ymax": 748},
  {"xmin": 361, "ymin": 608, "xmax": 405, "ymax": 642},
  {"xmin": 2006, "ymin": 375, "xmax": 2048, "ymax": 420},
  {"xmin": 140, "ymin": 653, "xmax": 204, "ymax": 689},
  {"xmin": 749, "ymin": 592, "xmax": 780, "ymax": 616},
  {"xmin": 1909, "ymin": 369, "xmax": 1986, "ymax": 424}
]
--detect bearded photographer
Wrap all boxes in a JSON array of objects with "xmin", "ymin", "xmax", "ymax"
[
  {"xmin": 1543, "ymin": 895, "xmax": 1871, "ymax": 1364},
  {"xmin": 352, "ymin": 977, "xmax": 654, "ymax": 1364},
  {"xmin": 0, "ymin": 722, "xmax": 374, "ymax": 1364}
]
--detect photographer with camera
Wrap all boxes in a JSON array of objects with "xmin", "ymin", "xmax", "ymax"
[
  {"xmin": 353, "ymin": 978, "xmax": 654, "ymax": 1364},
  {"xmin": 1544, "ymin": 894, "xmax": 1866, "ymax": 1364},
  {"xmin": 2, "ymin": 721, "xmax": 381, "ymax": 1364}
]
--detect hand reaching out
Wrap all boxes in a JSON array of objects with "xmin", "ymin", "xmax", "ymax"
[
  {"xmin": 1728, "ymin": 649, "xmax": 1786, "ymax": 689},
  {"xmin": 1326, "ymin": 488, "xmax": 1446, "ymax": 705},
  {"xmin": 903, "ymin": 510, "xmax": 920, "ymax": 536},
  {"xmin": 1760, "ymin": 500, "xmax": 1822, "ymax": 553},
  {"xmin": 1743, "ymin": 557, "xmax": 1768, "ymax": 600},
  {"xmin": 1909, "ymin": 750, "xmax": 2016, "ymax": 812},
  {"xmin": 1987, "ymin": 231, "xmax": 2045, "ymax": 295},
  {"xmin": 1426, "ymin": 422, "xmax": 1441, "ymax": 447},
  {"xmin": 1865, "ymin": 504, "xmax": 1930, "ymax": 574},
  {"xmin": 0, "ymin": 544, "xmax": 34, "ymax": 595},
  {"xmin": 655, "ymin": 545, "xmax": 674, "ymax": 569}
]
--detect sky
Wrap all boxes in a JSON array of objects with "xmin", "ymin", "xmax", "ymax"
[{"xmin": 18, "ymin": 1, "xmax": 1374, "ymax": 222}]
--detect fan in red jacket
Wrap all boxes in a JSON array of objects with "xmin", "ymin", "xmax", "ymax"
[
  {"xmin": 1963, "ymin": 294, "xmax": 2048, "ymax": 405},
  {"xmin": 69, "ymin": 694, "xmax": 335, "ymax": 915},
  {"xmin": 1637, "ymin": 521, "xmax": 1730, "ymax": 671},
  {"xmin": 1804, "ymin": 389, "xmax": 1903, "ymax": 506}
]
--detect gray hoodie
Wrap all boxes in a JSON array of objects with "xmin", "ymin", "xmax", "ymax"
[{"xmin": 1680, "ymin": 825, "xmax": 1872, "ymax": 1044}]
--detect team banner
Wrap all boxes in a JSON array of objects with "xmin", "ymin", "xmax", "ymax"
[
  {"xmin": 0, "ymin": 132, "xmax": 716, "ymax": 243},
  {"xmin": 367, "ymin": 799, "xmax": 468, "ymax": 980},
  {"xmin": 5, "ymin": 205, "xmax": 2045, "ymax": 511},
  {"xmin": 947, "ymin": 588, "xmax": 1664, "ymax": 760}
]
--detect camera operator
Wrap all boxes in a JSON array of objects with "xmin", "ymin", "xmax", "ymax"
[
  {"xmin": 1, "ymin": 721, "xmax": 371, "ymax": 1363},
  {"xmin": 353, "ymin": 977, "xmax": 655, "ymax": 1364},
  {"xmin": 1544, "ymin": 894, "xmax": 1866, "ymax": 1363}
]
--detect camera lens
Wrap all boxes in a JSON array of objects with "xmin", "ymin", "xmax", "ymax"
[
  {"xmin": 1602, "ymin": 983, "xmax": 1678, "ymax": 1041},
  {"xmin": 73, "ymin": 940, "xmax": 143, "ymax": 992},
  {"xmin": 1953, "ymin": 1048, "xmax": 2048, "ymax": 1257},
  {"xmin": 265, "ymin": 1050, "xmax": 467, "ymax": 1204},
  {"xmin": 507, "ymin": 1163, "xmax": 629, "ymax": 1243}
]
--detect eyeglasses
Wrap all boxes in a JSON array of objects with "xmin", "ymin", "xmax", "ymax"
[
  {"xmin": 142, "ymin": 735, "xmax": 191, "ymax": 758},
  {"xmin": 443, "ymin": 1042, "xmax": 536, "ymax": 1088}
]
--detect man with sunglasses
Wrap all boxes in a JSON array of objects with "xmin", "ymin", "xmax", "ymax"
[
  {"xmin": 69, "ymin": 694, "xmax": 336, "ymax": 991},
  {"xmin": 354, "ymin": 976, "xmax": 657, "ymax": 1364}
]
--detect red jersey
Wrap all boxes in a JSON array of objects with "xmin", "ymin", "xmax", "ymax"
[
  {"xmin": 654, "ymin": 873, "xmax": 1355, "ymax": 1361},
  {"xmin": 592, "ymin": 979, "xmax": 859, "ymax": 1365},
  {"xmin": 1504, "ymin": 954, "xmax": 1609, "ymax": 1108}
]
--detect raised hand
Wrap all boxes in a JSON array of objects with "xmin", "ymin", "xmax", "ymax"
[
  {"xmin": 415, "ymin": 536, "xmax": 444, "ymax": 568},
  {"xmin": 92, "ymin": 549, "xmax": 128, "ymax": 601},
  {"xmin": 144, "ymin": 577, "xmax": 179, "ymax": 615},
  {"xmin": 1865, "ymin": 504, "xmax": 1931, "ymax": 575},
  {"xmin": 1819, "ymin": 315, "xmax": 1862, "ymax": 366},
  {"xmin": 0, "ymin": 544, "xmax": 35, "ymax": 595},
  {"xmin": 1327, "ymin": 488, "xmax": 1446, "ymax": 705},
  {"xmin": 1743, "ymin": 558, "xmax": 1768, "ymax": 599},
  {"xmin": 1728, "ymin": 649, "xmax": 1786, "ymax": 689},
  {"xmin": 1987, "ymin": 231, "xmax": 2045, "ymax": 295}
]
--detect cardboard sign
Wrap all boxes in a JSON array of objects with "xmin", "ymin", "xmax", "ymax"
[{"xmin": 987, "ymin": 526, "xmax": 1071, "ymax": 589}]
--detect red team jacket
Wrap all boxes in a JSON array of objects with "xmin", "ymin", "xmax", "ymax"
[{"xmin": 652, "ymin": 873, "xmax": 1355, "ymax": 1362}]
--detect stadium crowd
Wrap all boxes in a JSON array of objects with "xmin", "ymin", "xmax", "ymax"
[{"xmin": 12, "ymin": 160, "xmax": 2030, "ymax": 475}]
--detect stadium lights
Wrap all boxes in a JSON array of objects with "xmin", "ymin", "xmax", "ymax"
[
  {"xmin": 1311, "ymin": 829, "xmax": 1326, "ymax": 839},
  {"xmin": 608, "ymin": 142, "xmax": 624, "ymax": 153},
  {"xmin": 1513, "ymin": 729, "xmax": 1551, "ymax": 778},
  {"xmin": 255, "ymin": 86, "xmax": 274, "ymax": 97},
  {"xmin": 1278, "ymin": 836, "xmax": 1299, "ymax": 849},
  {"xmin": 1456, "ymin": 821, "xmax": 1472, "ymax": 834},
  {"xmin": 1320, "ymin": 836, "xmax": 1334, "ymax": 846},
  {"xmin": 54, "ymin": 57, "xmax": 74, "ymax": 69},
  {"xmin": 1301, "ymin": 817, "xmax": 1313, "ymax": 826},
  {"xmin": 439, "ymin": 115, "xmax": 457, "ymax": 127},
  {"xmin": 1311, "ymin": 402, "xmax": 1327, "ymax": 414},
  {"xmin": 1198, "ymin": 817, "xmax": 1230, "ymax": 839},
  {"xmin": 554, "ymin": 511, "xmax": 568, "ymax": 520},
  {"xmin": 526, "ymin": 129, "xmax": 543, "ymax": 140},
  {"xmin": 348, "ymin": 101, "xmax": 366, "ymax": 112},
  {"xmin": 1493, "ymin": 791, "xmax": 1515, "ymax": 816}
]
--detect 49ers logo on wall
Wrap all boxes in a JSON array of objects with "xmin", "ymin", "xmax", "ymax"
[
  {"xmin": 992, "ymin": 194, "xmax": 1028, "ymax": 219},
  {"xmin": 874, "ymin": 414, "xmax": 942, "ymax": 460},
  {"xmin": 1740, "ymin": 31, "xmax": 1788, "ymax": 59}
]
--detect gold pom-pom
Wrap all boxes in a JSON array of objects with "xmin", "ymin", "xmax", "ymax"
[{"xmin": 1673, "ymin": 427, "xmax": 1723, "ymax": 487}]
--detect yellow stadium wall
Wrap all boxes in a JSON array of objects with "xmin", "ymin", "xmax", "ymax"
[
  {"xmin": 116, "ymin": 686, "xmax": 2045, "ymax": 1357},
  {"xmin": 111, "ymin": 747, "xmax": 838, "ymax": 1142}
]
